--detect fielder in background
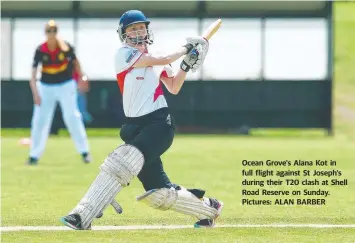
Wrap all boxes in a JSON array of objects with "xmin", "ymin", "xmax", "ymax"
[
  {"xmin": 73, "ymin": 71, "xmax": 93, "ymax": 124},
  {"xmin": 60, "ymin": 10, "xmax": 223, "ymax": 230},
  {"xmin": 27, "ymin": 20, "xmax": 92, "ymax": 165}
]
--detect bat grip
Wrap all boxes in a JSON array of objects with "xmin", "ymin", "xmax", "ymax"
[
  {"xmin": 111, "ymin": 200, "xmax": 123, "ymax": 214},
  {"xmin": 189, "ymin": 49, "xmax": 198, "ymax": 60}
]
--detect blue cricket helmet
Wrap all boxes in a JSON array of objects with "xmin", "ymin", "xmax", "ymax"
[{"xmin": 117, "ymin": 10, "xmax": 153, "ymax": 44}]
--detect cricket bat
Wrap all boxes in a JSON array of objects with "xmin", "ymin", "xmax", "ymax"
[
  {"xmin": 189, "ymin": 19, "xmax": 222, "ymax": 60},
  {"xmin": 202, "ymin": 18, "xmax": 222, "ymax": 40}
]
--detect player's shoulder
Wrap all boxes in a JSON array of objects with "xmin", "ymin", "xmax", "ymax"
[
  {"xmin": 115, "ymin": 45, "xmax": 143, "ymax": 73},
  {"xmin": 65, "ymin": 41, "xmax": 74, "ymax": 49},
  {"xmin": 36, "ymin": 42, "xmax": 47, "ymax": 52},
  {"xmin": 35, "ymin": 41, "xmax": 74, "ymax": 52},
  {"xmin": 115, "ymin": 45, "xmax": 140, "ymax": 63},
  {"xmin": 62, "ymin": 41, "xmax": 75, "ymax": 51},
  {"xmin": 116, "ymin": 45, "xmax": 138, "ymax": 57}
]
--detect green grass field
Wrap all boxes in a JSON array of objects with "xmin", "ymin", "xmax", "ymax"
[
  {"xmin": 2, "ymin": 2, "xmax": 355, "ymax": 243},
  {"xmin": 2, "ymin": 137, "xmax": 355, "ymax": 242}
]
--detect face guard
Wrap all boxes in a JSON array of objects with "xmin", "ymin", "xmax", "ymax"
[{"xmin": 120, "ymin": 28, "xmax": 154, "ymax": 45}]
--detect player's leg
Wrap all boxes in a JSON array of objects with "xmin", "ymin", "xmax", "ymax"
[
  {"xmin": 28, "ymin": 82, "xmax": 57, "ymax": 165},
  {"xmin": 77, "ymin": 91, "xmax": 93, "ymax": 124},
  {"xmin": 137, "ymin": 157, "xmax": 174, "ymax": 191},
  {"xmin": 129, "ymin": 118, "xmax": 175, "ymax": 165},
  {"xmin": 131, "ymin": 121, "xmax": 224, "ymax": 228},
  {"xmin": 138, "ymin": 161, "xmax": 224, "ymax": 228},
  {"xmin": 95, "ymin": 157, "xmax": 173, "ymax": 220},
  {"xmin": 76, "ymin": 91, "xmax": 85, "ymax": 119},
  {"xmin": 137, "ymin": 158, "xmax": 223, "ymax": 223},
  {"xmin": 60, "ymin": 144, "xmax": 144, "ymax": 230},
  {"xmin": 58, "ymin": 80, "xmax": 91, "ymax": 163},
  {"xmin": 137, "ymin": 156, "xmax": 223, "ymax": 227},
  {"xmin": 137, "ymin": 185, "xmax": 224, "ymax": 228}
]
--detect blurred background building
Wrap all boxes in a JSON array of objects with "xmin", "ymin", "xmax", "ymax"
[{"xmin": 1, "ymin": 1, "xmax": 333, "ymax": 134}]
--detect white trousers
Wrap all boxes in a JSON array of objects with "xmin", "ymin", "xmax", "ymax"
[{"xmin": 30, "ymin": 79, "xmax": 89, "ymax": 159}]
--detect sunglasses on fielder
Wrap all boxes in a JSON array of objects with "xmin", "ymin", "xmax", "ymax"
[{"xmin": 46, "ymin": 29, "xmax": 57, "ymax": 34}]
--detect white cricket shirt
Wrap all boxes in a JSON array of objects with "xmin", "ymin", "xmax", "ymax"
[{"xmin": 115, "ymin": 44, "xmax": 173, "ymax": 117}]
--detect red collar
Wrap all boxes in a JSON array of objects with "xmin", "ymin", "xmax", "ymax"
[{"xmin": 40, "ymin": 42, "xmax": 60, "ymax": 54}]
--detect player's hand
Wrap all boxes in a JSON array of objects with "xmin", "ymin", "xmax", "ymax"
[
  {"xmin": 33, "ymin": 94, "xmax": 41, "ymax": 105},
  {"xmin": 180, "ymin": 48, "xmax": 199, "ymax": 72},
  {"xmin": 180, "ymin": 44, "xmax": 208, "ymax": 73},
  {"xmin": 78, "ymin": 75, "xmax": 90, "ymax": 93},
  {"xmin": 190, "ymin": 43, "xmax": 208, "ymax": 72},
  {"xmin": 183, "ymin": 37, "xmax": 209, "ymax": 54}
]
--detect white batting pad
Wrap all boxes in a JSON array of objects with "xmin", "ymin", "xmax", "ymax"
[
  {"xmin": 100, "ymin": 144, "xmax": 145, "ymax": 186},
  {"xmin": 70, "ymin": 144, "xmax": 144, "ymax": 229},
  {"xmin": 70, "ymin": 171, "xmax": 123, "ymax": 229},
  {"xmin": 137, "ymin": 188, "xmax": 218, "ymax": 220}
]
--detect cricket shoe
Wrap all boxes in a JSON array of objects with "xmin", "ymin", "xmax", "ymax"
[
  {"xmin": 194, "ymin": 198, "xmax": 224, "ymax": 228},
  {"xmin": 26, "ymin": 157, "xmax": 38, "ymax": 166},
  {"xmin": 82, "ymin": 153, "xmax": 92, "ymax": 164},
  {"xmin": 60, "ymin": 214, "xmax": 91, "ymax": 230}
]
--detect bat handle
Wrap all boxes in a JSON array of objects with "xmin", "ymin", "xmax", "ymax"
[
  {"xmin": 95, "ymin": 199, "xmax": 123, "ymax": 219},
  {"xmin": 111, "ymin": 199, "xmax": 123, "ymax": 214},
  {"xmin": 189, "ymin": 49, "xmax": 198, "ymax": 60}
]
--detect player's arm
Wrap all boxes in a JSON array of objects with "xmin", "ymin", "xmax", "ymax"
[
  {"xmin": 160, "ymin": 69, "xmax": 187, "ymax": 95},
  {"xmin": 68, "ymin": 44, "xmax": 83, "ymax": 78},
  {"xmin": 161, "ymin": 44, "xmax": 208, "ymax": 95},
  {"xmin": 30, "ymin": 47, "xmax": 41, "ymax": 105},
  {"xmin": 57, "ymin": 37, "xmax": 70, "ymax": 52},
  {"xmin": 133, "ymin": 46, "xmax": 189, "ymax": 68},
  {"xmin": 73, "ymin": 59, "xmax": 83, "ymax": 78},
  {"xmin": 133, "ymin": 36, "xmax": 208, "ymax": 68},
  {"xmin": 69, "ymin": 44, "xmax": 89, "ymax": 92},
  {"xmin": 72, "ymin": 58, "xmax": 89, "ymax": 92}
]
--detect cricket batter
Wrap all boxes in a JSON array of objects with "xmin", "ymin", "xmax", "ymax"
[
  {"xmin": 27, "ymin": 20, "xmax": 91, "ymax": 165},
  {"xmin": 60, "ymin": 10, "xmax": 223, "ymax": 229}
]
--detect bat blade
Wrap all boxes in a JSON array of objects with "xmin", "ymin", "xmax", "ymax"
[
  {"xmin": 203, "ymin": 18, "xmax": 222, "ymax": 40},
  {"xmin": 187, "ymin": 19, "xmax": 222, "ymax": 63}
]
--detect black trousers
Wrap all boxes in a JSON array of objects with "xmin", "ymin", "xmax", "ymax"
[{"xmin": 120, "ymin": 108, "xmax": 176, "ymax": 191}]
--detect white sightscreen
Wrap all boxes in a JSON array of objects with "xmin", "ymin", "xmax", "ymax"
[
  {"xmin": 201, "ymin": 18, "xmax": 262, "ymax": 80},
  {"xmin": 76, "ymin": 19, "xmax": 119, "ymax": 80},
  {"xmin": 1, "ymin": 19, "xmax": 12, "ymax": 79},
  {"xmin": 9, "ymin": 18, "xmax": 329, "ymax": 81},
  {"xmin": 264, "ymin": 19, "xmax": 328, "ymax": 80},
  {"xmin": 149, "ymin": 18, "xmax": 199, "ymax": 80}
]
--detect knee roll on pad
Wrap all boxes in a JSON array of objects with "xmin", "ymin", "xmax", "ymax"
[
  {"xmin": 100, "ymin": 144, "xmax": 145, "ymax": 186},
  {"xmin": 136, "ymin": 188, "xmax": 218, "ymax": 220}
]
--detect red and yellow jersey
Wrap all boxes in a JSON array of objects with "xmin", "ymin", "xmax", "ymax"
[
  {"xmin": 33, "ymin": 41, "xmax": 76, "ymax": 84},
  {"xmin": 73, "ymin": 70, "xmax": 79, "ymax": 83}
]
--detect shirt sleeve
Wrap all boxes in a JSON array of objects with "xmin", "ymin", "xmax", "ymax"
[
  {"xmin": 159, "ymin": 64, "xmax": 174, "ymax": 79},
  {"xmin": 115, "ymin": 46, "xmax": 143, "ymax": 74},
  {"xmin": 32, "ymin": 46, "xmax": 41, "ymax": 68},
  {"xmin": 67, "ymin": 43, "xmax": 77, "ymax": 60},
  {"xmin": 163, "ymin": 64, "xmax": 174, "ymax": 77}
]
